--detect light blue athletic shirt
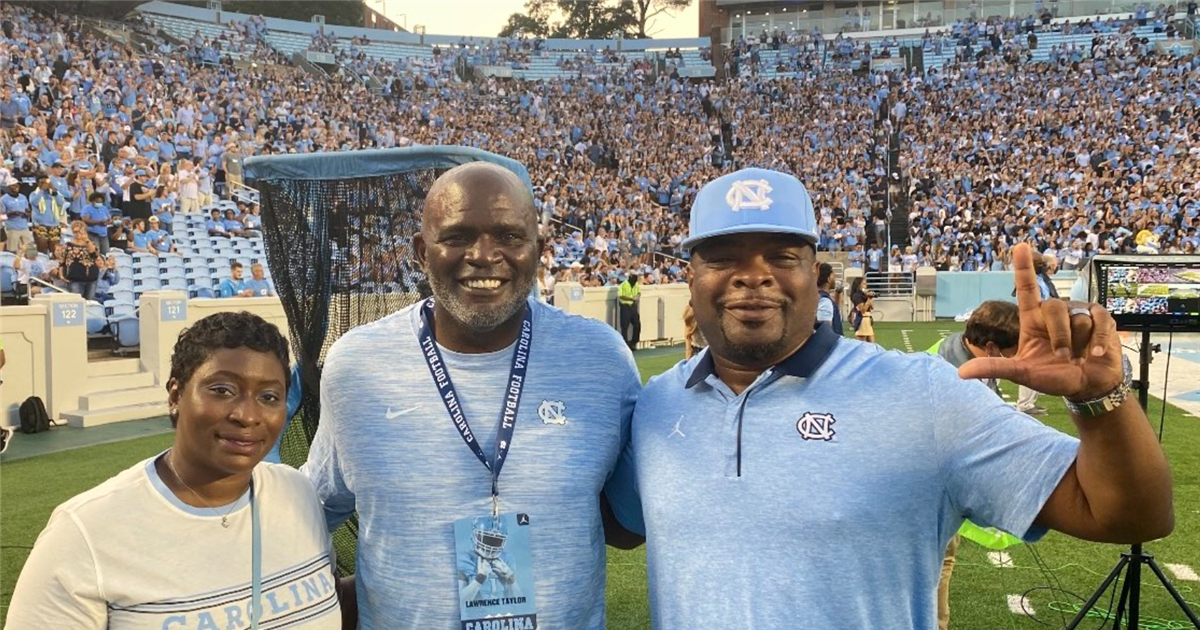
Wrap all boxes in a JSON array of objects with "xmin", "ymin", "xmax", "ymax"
[
  {"xmin": 611, "ymin": 324, "xmax": 1079, "ymax": 630},
  {"xmin": 304, "ymin": 298, "xmax": 640, "ymax": 630}
]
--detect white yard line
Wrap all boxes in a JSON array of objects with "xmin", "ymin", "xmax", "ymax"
[
  {"xmin": 987, "ymin": 551, "xmax": 1014, "ymax": 568},
  {"xmin": 901, "ymin": 329, "xmax": 914, "ymax": 352},
  {"xmin": 1007, "ymin": 594, "xmax": 1035, "ymax": 616},
  {"xmin": 1165, "ymin": 563, "xmax": 1200, "ymax": 582}
]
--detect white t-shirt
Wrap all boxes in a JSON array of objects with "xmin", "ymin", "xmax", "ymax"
[
  {"xmin": 178, "ymin": 168, "xmax": 200, "ymax": 200},
  {"xmin": 5, "ymin": 456, "xmax": 341, "ymax": 630}
]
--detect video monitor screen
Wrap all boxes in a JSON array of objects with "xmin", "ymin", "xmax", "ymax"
[{"xmin": 1093, "ymin": 256, "xmax": 1200, "ymax": 331}]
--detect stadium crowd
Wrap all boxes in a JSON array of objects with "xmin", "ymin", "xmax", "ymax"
[{"xmin": 1, "ymin": 2, "xmax": 1198, "ymax": 296}]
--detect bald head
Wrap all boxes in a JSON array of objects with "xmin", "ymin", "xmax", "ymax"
[
  {"xmin": 415, "ymin": 161, "xmax": 542, "ymax": 346},
  {"xmin": 423, "ymin": 162, "xmax": 536, "ymax": 232}
]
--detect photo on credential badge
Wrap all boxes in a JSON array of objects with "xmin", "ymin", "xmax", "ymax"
[{"xmin": 454, "ymin": 512, "xmax": 539, "ymax": 630}]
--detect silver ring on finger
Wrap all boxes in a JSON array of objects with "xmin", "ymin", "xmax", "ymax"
[{"xmin": 1069, "ymin": 308, "xmax": 1092, "ymax": 318}]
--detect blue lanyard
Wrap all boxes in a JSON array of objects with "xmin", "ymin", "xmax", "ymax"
[
  {"xmin": 250, "ymin": 482, "xmax": 261, "ymax": 630},
  {"xmin": 418, "ymin": 298, "xmax": 533, "ymax": 515}
]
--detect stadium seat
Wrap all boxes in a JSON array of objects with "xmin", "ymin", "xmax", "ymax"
[
  {"xmin": 102, "ymin": 300, "xmax": 132, "ymax": 318},
  {"xmin": 111, "ymin": 312, "xmax": 141, "ymax": 355},
  {"xmin": 1, "ymin": 266, "xmax": 16, "ymax": 298},
  {"xmin": 86, "ymin": 302, "xmax": 108, "ymax": 335},
  {"xmin": 134, "ymin": 278, "xmax": 163, "ymax": 292},
  {"xmin": 132, "ymin": 260, "xmax": 159, "ymax": 275},
  {"xmin": 111, "ymin": 289, "xmax": 135, "ymax": 305},
  {"xmin": 190, "ymin": 285, "xmax": 216, "ymax": 299}
]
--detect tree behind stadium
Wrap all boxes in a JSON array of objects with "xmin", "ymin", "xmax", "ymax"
[{"xmin": 500, "ymin": 0, "xmax": 692, "ymax": 39}]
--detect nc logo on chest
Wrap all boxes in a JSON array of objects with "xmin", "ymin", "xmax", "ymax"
[
  {"xmin": 538, "ymin": 400, "xmax": 568, "ymax": 426},
  {"xmin": 797, "ymin": 412, "xmax": 837, "ymax": 441}
]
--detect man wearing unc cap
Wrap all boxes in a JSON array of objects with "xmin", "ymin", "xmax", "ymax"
[{"xmin": 606, "ymin": 168, "xmax": 1174, "ymax": 629}]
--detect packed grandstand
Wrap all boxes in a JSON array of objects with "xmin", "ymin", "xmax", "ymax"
[{"xmin": 0, "ymin": 0, "xmax": 1197, "ymax": 315}]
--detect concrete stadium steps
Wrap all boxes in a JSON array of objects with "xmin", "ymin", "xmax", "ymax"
[
  {"xmin": 60, "ymin": 360, "xmax": 168, "ymax": 428},
  {"xmin": 60, "ymin": 402, "xmax": 170, "ymax": 429},
  {"xmin": 87, "ymin": 358, "xmax": 144, "ymax": 378},
  {"xmin": 84, "ymin": 371, "xmax": 156, "ymax": 394},
  {"xmin": 79, "ymin": 385, "xmax": 166, "ymax": 411}
]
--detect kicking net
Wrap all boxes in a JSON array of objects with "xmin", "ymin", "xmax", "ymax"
[{"xmin": 244, "ymin": 147, "xmax": 533, "ymax": 574}]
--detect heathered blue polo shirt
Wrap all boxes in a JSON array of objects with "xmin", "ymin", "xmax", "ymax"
[{"xmin": 613, "ymin": 324, "xmax": 1078, "ymax": 630}]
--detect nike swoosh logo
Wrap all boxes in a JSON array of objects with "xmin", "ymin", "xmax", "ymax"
[{"xmin": 385, "ymin": 405, "xmax": 421, "ymax": 419}]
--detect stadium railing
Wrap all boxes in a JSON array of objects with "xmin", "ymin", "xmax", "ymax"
[{"xmin": 866, "ymin": 270, "xmax": 916, "ymax": 297}]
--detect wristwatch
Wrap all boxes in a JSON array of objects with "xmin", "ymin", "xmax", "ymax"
[{"xmin": 1063, "ymin": 354, "xmax": 1133, "ymax": 418}]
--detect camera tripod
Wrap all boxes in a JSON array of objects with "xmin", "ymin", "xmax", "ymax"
[{"xmin": 1065, "ymin": 330, "xmax": 1200, "ymax": 629}]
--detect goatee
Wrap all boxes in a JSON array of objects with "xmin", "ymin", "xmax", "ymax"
[{"xmin": 427, "ymin": 271, "xmax": 537, "ymax": 333}]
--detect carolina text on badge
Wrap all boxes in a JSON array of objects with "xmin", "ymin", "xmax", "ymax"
[{"xmin": 462, "ymin": 615, "xmax": 537, "ymax": 630}]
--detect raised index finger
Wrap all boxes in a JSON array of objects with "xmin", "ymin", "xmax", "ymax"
[{"xmin": 1010, "ymin": 243, "xmax": 1041, "ymax": 313}]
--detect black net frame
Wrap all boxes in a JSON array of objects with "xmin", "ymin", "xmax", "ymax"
[{"xmin": 246, "ymin": 148, "xmax": 533, "ymax": 574}]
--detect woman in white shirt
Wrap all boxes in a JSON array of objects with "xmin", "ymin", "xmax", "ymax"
[{"xmin": 6, "ymin": 312, "xmax": 351, "ymax": 629}]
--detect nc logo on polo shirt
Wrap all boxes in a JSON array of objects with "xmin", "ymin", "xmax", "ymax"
[
  {"xmin": 725, "ymin": 179, "xmax": 774, "ymax": 212},
  {"xmin": 796, "ymin": 412, "xmax": 837, "ymax": 441}
]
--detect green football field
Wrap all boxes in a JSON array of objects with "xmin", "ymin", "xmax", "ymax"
[{"xmin": 2, "ymin": 321, "xmax": 1197, "ymax": 629}]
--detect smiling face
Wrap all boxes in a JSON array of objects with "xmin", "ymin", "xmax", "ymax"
[
  {"xmin": 688, "ymin": 233, "xmax": 820, "ymax": 369},
  {"xmin": 415, "ymin": 163, "xmax": 540, "ymax": 334},
  {"xmin": 167, "ymin": 347, "xmax": 287, "ymax": 479}
]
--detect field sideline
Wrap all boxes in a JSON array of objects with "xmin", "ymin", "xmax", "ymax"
[{"xmin": 1, "ymin": 321, "xmax": 1197, "ymax": 629}]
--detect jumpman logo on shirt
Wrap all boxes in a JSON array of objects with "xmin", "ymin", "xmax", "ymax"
[{"xmin": 669, "ymin": 415, "xmax": 686, "ymax": 438}]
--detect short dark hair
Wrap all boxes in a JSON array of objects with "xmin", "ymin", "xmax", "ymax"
[
  {"xmin": 167, "ymin": 312, "xmax": 289, "ymax": 426},
  {"xmin": 230, "ymin": 261, "xmax": 243, "ymax": 271},
  {"xmin": 817, "ymin": 263, "xmax": 836, "ymax": 288},
  {"xmin": 964, "ymin": 301, "xmax": 1020, "ymax": 350}
]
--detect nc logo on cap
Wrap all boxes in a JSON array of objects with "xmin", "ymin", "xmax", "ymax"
[{"xmin": 725, "ymin": 179, "xmax": 774, "ymax": 212}]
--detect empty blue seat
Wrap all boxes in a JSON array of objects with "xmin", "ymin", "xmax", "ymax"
[
  {"xmin": 135, "ymin": 278, "xmax": 163, "ymax": 292},
  {"xmin": 86, "ymin": 302, "xmax": 108, "ymax": 334},
  {"xmin": 107, "ymin": 302, "xmax": 136, "ymax": 319},
  {"xmin": 112, "ymin": 314, "xmax": 141, "ymax": 353},
  {"xmin": 1, "ymin": 266, "xmax": 16, "ymax": 295}
]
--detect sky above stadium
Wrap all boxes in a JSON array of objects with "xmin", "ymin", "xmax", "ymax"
[{"xmin": 372, "ymin": 1, "xmax": 700, "ymax": 39}]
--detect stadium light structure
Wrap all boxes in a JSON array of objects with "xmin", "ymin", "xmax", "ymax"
[{"xmin": 370, "ymin": 0, "xmax": 406, "ymax": 30}]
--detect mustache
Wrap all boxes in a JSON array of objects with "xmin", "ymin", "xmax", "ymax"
[{"xmin": 717, "ymin": 295, "xmax": 787, "ymax": 309}]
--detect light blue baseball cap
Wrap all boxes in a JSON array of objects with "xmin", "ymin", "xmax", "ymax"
[{"xmin": 681, "ymin": 168, "xmax": 819, "ymax": 254}]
